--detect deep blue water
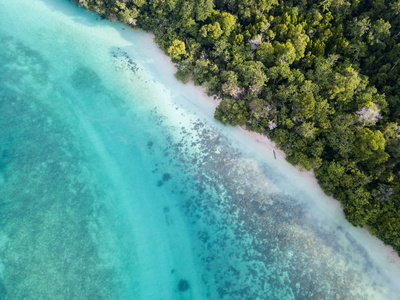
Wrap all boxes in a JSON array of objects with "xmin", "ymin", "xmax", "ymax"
[{"xmin": 1, "ymin": 0, "xmax": 400, "ymax": 299}]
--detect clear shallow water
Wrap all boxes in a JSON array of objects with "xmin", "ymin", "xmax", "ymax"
[{"xmin": 1, "ymin": 0, "xmax": 400, "ymax": 299}]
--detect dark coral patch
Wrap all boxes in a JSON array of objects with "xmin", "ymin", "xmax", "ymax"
[
  {"xmin": 178, "ymin": 279, "xmax": 189, "ymax": 292},
  {"xmin": 163, "ymin": 172, "xmax": 171, "ymax": 182}
]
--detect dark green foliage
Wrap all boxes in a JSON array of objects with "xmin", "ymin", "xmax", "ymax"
[{"xmin": 72, "ymin": 0, "xmax": 400, "ymax": 254}]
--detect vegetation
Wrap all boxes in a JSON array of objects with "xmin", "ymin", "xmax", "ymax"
[{"xmin": 72, "ymin": 0, "xmax": 400, "ymax": 254}]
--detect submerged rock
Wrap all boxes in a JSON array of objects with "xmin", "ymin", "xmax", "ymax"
[
  {"xmin": 163, "ymin": 172, "xmax": 171, "ymax": 182},
  {"xmin": 178, "ymin": 279, "xmax": 189, "ymax": 292}
]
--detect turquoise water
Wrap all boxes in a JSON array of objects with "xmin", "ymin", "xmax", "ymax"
[{"xmin": 1, "ymin": 0, "xmax": 400, "ymax": 299}]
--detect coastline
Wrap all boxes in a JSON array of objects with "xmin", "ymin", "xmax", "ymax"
[
  {"xmin": 145, "ymin": 30, "xmax": 400, "ymax": 269},
  {"xmin": 146, "ymin": 32, "xmax": 287, "ymax": 160},
  {"xmin": 146, "ymin": 32, "xmax": 327, "ymax": 187},
  {"xmin": 3, "ymin": 0, "xmax": 400, "ymax": 297}
]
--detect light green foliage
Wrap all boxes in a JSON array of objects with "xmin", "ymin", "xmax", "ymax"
[
  {"xmin": 287, "ymin": 24, "xmax": 309, "ymax": 59},
  {"xmin": 257, "ymin": 0, "xmax": 278, "ymax": 13},
  {"xmin": 132, "ymin": 0, "xmax": 146, "ymax": 7},
  {"xmin": 273, "ymin": 41, "xmax": 296, "ymax": 65},
  {"xmin": 200, "ymin": 22, "xmax": 223, "ymax": 41},
  {"xmin": 368, "ymin": 19, "xmax": 391, "ymax": 46},
  {"xmin": 293, "ymin": 81, "xmax": 318, "ymax": 120},
  {"xmin": 117, "ymin": 8, "xmax": 139, "ymax": 25},
  {"xmin": 390, "ymin": 1, "xmax": 400, "ymax": 16},
  {"xmin": 383, "ymin": 122, "xmax": 399, "ymax": 139},
  {"xmin": 214, "ymin": 11, "xmax": 236, "ymax": 36},
  {"xmin": 298, "ymin": 122, "xmax": 318, "ymax": 139},
  {"xmin": 168, "ymin": 40, "xmax": 187, "ymax": 61},
  {"xmin": 354, "ymin": 128, "xmax": 388, "ymax": 162},
  {"xmin": 349, "ymin": 17, "xmax": 371, "ymax": 38}
]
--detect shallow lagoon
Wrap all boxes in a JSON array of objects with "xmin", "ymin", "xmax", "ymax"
[{"xmin": 1, "ymin": 0, "xmax": 400, "ymax": 298}]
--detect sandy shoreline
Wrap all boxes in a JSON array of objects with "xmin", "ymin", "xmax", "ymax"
[
  {"xmin": 145, "ymin": 31, "xmax": 400, "ymax": 269},
  {"xmin": 147, "ymin": 32, "xmax": 287, "ymax": 160},
  {"xmin": 147, "ymin": 33, "xmax": 296, "ymax": 162}
]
